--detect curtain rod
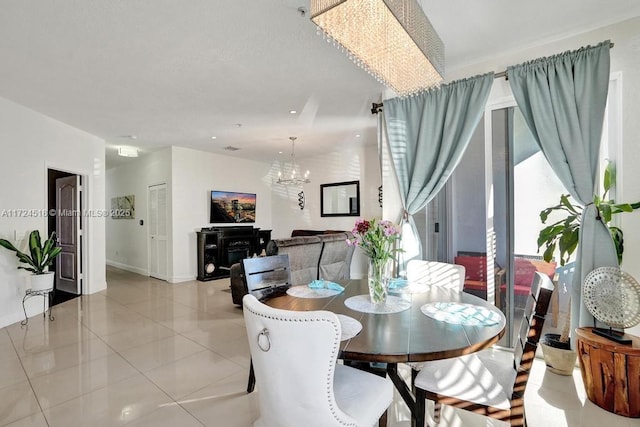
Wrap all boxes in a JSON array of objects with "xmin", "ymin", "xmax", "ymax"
[
  {"xmin": 372, "ymin": 42, "xmax": 615, "ymax": 114},
  {"xmin": 494, "ymin": 41, "xmax": 614, "ymax": 80}
]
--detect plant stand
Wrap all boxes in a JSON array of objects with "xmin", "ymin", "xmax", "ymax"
[
  {"xmin": 575, "ymin": 327, "xmax": 640, "ymax": 417},
  {"xmin": 21, "ymin": 287, "xmax": 54, "ymax": 326}
]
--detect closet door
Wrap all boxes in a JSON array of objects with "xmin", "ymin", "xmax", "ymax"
[{"xmin": 148, "ymin": 183, "xmax": 168, "ymax": 281}]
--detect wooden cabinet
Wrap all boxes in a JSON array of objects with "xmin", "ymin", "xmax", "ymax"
[
  {"xmin": 196, "ymin": 227, "xmax": 271, "ymax": 281},
  {"xmin": 575, "ymin": 327, "xmax": 640, "ymax": 417}
]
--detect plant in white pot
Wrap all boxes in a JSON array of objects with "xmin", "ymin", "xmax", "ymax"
[
  {"xmin": 0, "ymin": 230, "xmax": 62, "ymax": 291},
  {"xmin": 540, "ymin": 291, "xmax": 577, "ymax": 375}
]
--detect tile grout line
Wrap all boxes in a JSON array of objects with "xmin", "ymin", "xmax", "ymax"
[
  {"xmin": 91, "ymin": 278, "xmax": 239, "ymax": 426},
  {"xmin": 4, "ymin": 327, "xmax": 50, "ymax": 427}
]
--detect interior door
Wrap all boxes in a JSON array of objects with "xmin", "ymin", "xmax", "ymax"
[
  {"xmin": 55, "ymin": 175, "xmax": 81, "ymax": 294},
  {"xmin": 148, "ymin": 183, "xmax": 168, "ymax": 280}
]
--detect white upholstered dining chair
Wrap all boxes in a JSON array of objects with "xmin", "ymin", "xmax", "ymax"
[
  {"xmin": 406, "ymin": 260, "xmax": 465, "ymax": 291},
  {"xmin": 243, "ymin": 294, "xmax": 394, "ymax": 427},
  {"xmin": 413, "ymin": 272, "xmax": 554, "ymax": 427}
]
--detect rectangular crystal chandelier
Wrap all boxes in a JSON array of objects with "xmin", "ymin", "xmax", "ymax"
[{"xmin": 310, "ymin": 0, "xmax": 444, "ymax": 96}]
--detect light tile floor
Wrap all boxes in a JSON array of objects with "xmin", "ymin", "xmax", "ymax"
[{"xmin": 0, "ymin": 266, "xmax": 637, "ymax": 426}]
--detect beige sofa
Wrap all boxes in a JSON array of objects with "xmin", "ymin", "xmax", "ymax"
[{"xmin": 230, "ymin": 231, "xmax": 354, "ymax": 305}]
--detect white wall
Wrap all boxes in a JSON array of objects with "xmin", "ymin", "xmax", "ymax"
[
  {"xmin": 0, "ymin": 96, "xmax": 106, "ymax": 328},
  {"xmin": 171, "ymin": 146, "xmax": 274, "ymax": 283},
  {"xmin": 106, "ymin": 148, "xmax": 172, "ymax": 276},
  {"xmin": 270, "ymin": 143, "xmax": 381, "ymax": 238}
]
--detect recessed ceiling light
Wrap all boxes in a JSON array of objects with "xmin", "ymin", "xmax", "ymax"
[
  {"xmin": 278, "ymin": 151, "xmax": 283, "ymax": 154},
  {"xmin": 211, "ymin": 136, "xmax": 217, "ymax": 140},
  {"xmin": 289, "ymin": 110, "xmax": 297, "ymax": 114},
  {"xmin": 117, "ymin": 146, "xmax": 138, "ymax": 157},
  {"xmin": 355, "ymin": 134, "xmax": 361, "ymax": 138}
]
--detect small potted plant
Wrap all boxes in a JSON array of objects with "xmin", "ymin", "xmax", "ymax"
[
  {"xmin": 540, "ymin": 293, "xmax": 576, "ymax": 375},
  {"xmin": 0, "ymin": 230, "xmax": 62, "ymax": 291}
]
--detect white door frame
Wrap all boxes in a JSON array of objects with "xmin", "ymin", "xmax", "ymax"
[{"xmin": 44, "ymin": 164, "xmax": 89, "ymax": 295}]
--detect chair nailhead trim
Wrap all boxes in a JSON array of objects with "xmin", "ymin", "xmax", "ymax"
[{"xmin": 247, "ymin": 304, "xmax": 358, "ymax": 426}]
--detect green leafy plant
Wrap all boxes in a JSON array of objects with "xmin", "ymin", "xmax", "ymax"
[
  {"xmin": 537, "ymin": 162, "xmax": 640, "ymax": 266},
  {"xmin": 0, "ymin": 230, "xmax": 61, "ymax": 274}
]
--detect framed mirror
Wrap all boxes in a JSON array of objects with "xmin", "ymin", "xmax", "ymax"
[{"xmin": 320, "ymin": 180, "xmax": 360, "ymax": 217}]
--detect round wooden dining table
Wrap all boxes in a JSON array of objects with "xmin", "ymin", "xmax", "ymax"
[{"xmin": 264, "ymin": 279, "xmax": 507, "ymax": 419}]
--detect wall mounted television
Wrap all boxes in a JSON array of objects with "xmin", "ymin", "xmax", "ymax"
[{"xmin": 210, "ymin": 190, "xmax": 256, "ymax": 223}]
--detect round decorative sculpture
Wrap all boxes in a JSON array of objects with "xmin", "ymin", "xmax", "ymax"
[{"xmin": 583, "ymin": 267, "xmax": 640, "ymax": 329}]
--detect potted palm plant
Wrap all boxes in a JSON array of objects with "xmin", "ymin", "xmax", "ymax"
[
  {"xmin": 537, "ymin": 162, "xmax": 640, "ymax": 374},
  {"xmin": 0, "ymin": 230, "xmax": 62, "ymax": 291}
]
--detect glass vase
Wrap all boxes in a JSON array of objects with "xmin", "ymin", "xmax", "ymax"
[{"xmin": 368, "ymin": 258, "xmax": 391, "ymax": 304}]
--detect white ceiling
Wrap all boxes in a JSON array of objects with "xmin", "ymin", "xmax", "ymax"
[{"xmin": 1, "ymin": 0, "xmax": 639, "ymax": 169}]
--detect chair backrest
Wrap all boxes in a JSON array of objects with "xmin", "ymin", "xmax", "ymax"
[
  {"xmin": 242, "ymin": 294, "xmax": 358, "ymax": 426},
  {"xmin": 266, "ymin": 236, "xmax": 324, "ymax": 285},
  {"xmin": 318, "ymin": 232, "xmax": 355, "ymax": 282},
  {"xmin": 242, "ymin": 254, "xmax": 291, "ymax": 301},
  {"xmin": 514, "ymin": 256, "xmax": 556, "ymax": 287},
  {"xmin": 407, "ymin": 260, "xmax": 465, "ymax": 291},
  {"xmin": 511, "ymin": 271, "xmax": 554, "ymax": 399},
  {"xmin": 454, "ymin": 254, "xmax": 487, "ymax": 282}
]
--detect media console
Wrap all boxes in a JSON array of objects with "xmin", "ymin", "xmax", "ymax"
[{"xmin": 196, "ymin": 226, "xmax": 271, "ymax": 281}]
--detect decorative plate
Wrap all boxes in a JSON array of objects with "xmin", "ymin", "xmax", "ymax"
[
  {"xmin": 336, "ymin": 314, "xmax": 362, "ymax": 341},
  {"xmin": 344, "ymin": 295, "xmax": 411, "ymax": 314},
  {"xmin": 420, "ymin": 302, "xmax": 503, "ymax": 326},
  {"xmin": 583, "ymin": 267, "xmax": 640, "ymax": 329},
  {"xmin": 286, "ymin": 286, "xmax": 341, "ymax": 299}
]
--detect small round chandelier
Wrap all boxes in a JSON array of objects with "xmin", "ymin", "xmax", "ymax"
[{"xmin": 277, "ymin": 136, "xmax": 310, "ymax": 185}]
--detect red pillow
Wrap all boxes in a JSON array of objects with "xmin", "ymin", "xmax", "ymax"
[{"xmin": 454, "ymin": 256, "xmax": 487, "ymax": 282}]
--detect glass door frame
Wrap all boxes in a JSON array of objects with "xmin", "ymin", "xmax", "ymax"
[
  {"xmin": 484, "ymin": 92, "xmax": 518, "ymax": 347},
  {"xmin": 481, "ymin": 73, "xmax": 622, "ymax": 349}
]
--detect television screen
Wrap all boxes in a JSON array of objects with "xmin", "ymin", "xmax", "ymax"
[{"xmin": 210, "ymin": 190, "xmax": 256, "ymax": 223}]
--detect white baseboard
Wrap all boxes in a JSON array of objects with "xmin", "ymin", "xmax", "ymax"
[
  {"xmin": 0, "ymin": 298, "xmax": 49, "ymax": 329},
  {"xmin": 169, "ymin": 275, "xmax": 196, "ymax": 283},
  {"xmin": 85, "ymin": 281, "xmax": 107, "ymax": 294},
  {"xmin": 106, "ymin": 260, "xmax": 148, "ymax": 276},
  {"xmin": 0, "ymin": 311, "xmax": 26, "ymax": 329}
]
